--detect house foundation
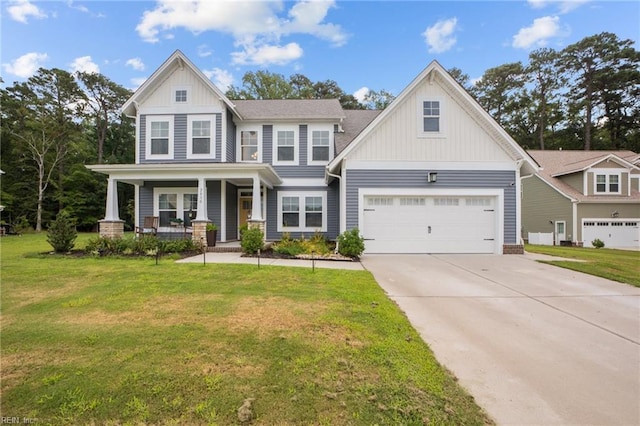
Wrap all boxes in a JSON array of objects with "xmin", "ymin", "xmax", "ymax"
[
  {"xmin": 99, "ymin": 220, "xmax": 124, "ymax": 239},
  {"xmin": 191, "ymin": 220, "xmax": 209, "ymax": 247}
]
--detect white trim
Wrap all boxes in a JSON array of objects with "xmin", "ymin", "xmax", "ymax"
[
  {"xmin": 345, "ymin": 160, "xmax": 518, "ymax": 171},
  {"xmin": 145, "ymin": 115, "xmax": 174, "ymax": 160},
  {"xmin": 153, "ymin": 187, "xmax": 199, "ymax": 232},
  {"xmin": 279, "ymin": 178, "xmax": 327, "ymax": 187},
  {"xmin": 515, "ymin": 165, "xmax": 522, "ymax": 244},
  {"xmin": 277, "ymin": 191, "xmax": 327, "ymax": 232},
  {"xmin": 554, "ymin": 220, "xmax": 567, "ymax": 245},
  {"xmin": 237, "ymin": 126, "xmax": 262, "ymax": 163},
  {"xmin": 593, "ymin": 170, "xmax": 622, "ymax": 195},
  {"xmin": 307, "ymin": 124, "xmax": 334, "ymax": 166},
  {"xmin": 187, "ymin": 114, "xmax": 216, "ymax": 160},
  {"xmin": 139, "ymin": 105, "xmax": 224, "ymax": 115},
  {"xmin": 272, "ymin": 124, "xmax": 299, "ymax": 166},
  {"xmin": 417, "ymin": 97, "xmax": 446, "ymax": 138},
  {"xmin": 572, "ymin": 201, "xmax": 578, "ymax": 244},
  {"xmin": 221, "ymin": 112, "xmax": 227, "ymax": 163},
  {"xmin": 134, "ymin": 184, "xmax": 140, "ymax": 229},
  {"xmin": 357, "ymin": 187, "xmax": 504, "ymax": 254}
]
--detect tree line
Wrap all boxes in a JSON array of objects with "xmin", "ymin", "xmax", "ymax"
[{"xmin": 1, "ymin": 31, "xmax": 637, "ymax": 232}]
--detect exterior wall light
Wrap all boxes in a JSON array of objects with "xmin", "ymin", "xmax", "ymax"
[{"xmin": 428, "ymin": 172, "xmax": 438, "ymax": 183}]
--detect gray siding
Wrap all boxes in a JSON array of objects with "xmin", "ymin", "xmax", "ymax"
[
  {"xmin": 207, "ymin": 181, "xmax": 222, "ymax": 236},
  {"xmin": 269, "ymin": 124, "xmax": 325, "ymax": 178},
  {"xmin": 265, "ymin": 182, "xmax": 339, "ymax": 241},
  {"xmin": 226, "ymin": 183, "xmax": 238, "ymax": 240},
  {"xmin": 263, "ymin": 125, "xmax": 273, "ymax": 164},
  {"xmin": 521, "ymin": 175, "xmax": 573, "ymax": 240},
  {"xmin": 345, "ymin": 169, "xmax": 518, "ymax": 244},
  {"xmin": 226, "ymin": 110, "xmax": 235, "ymax": 162},
  {"xmin": 174, "ymin": 114, "xmax": 187, "ymax": 160}
]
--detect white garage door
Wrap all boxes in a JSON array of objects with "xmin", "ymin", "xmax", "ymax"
[
  {"xmin": 582, "ymin": 219, "xmax": 640, "ymax": 249},
  {"xmin": 363, "ymin": 195, "xmax": 497, "ymax": 253}
]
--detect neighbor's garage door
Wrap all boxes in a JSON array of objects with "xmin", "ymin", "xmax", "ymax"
[
  {"xmin": 582, "ymin": 219, "xmax": 640, "ymax": 249},
  {"xmin": 363, "ymin": 195, "xmax": 497, "ymax": 253}
]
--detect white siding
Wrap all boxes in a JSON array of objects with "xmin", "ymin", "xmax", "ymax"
[
  {"xmin": 138, "ymin": 65, "xmax": 225, "ymax": 114},
  {"xmin": 348, "ymin": 74, "xmax": 512, "ymax": 163}
]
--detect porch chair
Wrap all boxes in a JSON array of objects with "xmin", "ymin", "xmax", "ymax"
[{"xmin": 135, "ymin": 216, "xmax": 159, "ymax": 236}]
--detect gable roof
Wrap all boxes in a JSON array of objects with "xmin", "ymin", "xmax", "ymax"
[
  {"xmin": 121, "ymin": 50, "xmax": 239, "ymax": 118},
  {"xmin": 327, "ymin": 60, "xmax": 538, "ymax": 175},
  {"xmin": 232, "ymin": 99, "xmax": 345, "ymax": 121},
  {"xmin": 527, "ymin": 150, "xmax": 640, "ymax": 203}
]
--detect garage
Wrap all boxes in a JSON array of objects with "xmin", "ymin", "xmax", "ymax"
[
  {"xmin": 582, "ymin": 219, "xmax": 640, "ymax": 249},
  {"xmin": 362, "ymin": 194, "xmax": 499, "ymax": 253}
]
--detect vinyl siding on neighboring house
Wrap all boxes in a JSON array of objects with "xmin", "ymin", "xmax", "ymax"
[
  {"xmin": 521, "ymin": 175, "xmax": 573, "ymax": 240},
  {"xmin": 561, "ymin": 173, "xmax": 583, "ymax": 194},
  {"xmin": 345, "ymin": 169, "xmax": 518, "ymax": 243}
]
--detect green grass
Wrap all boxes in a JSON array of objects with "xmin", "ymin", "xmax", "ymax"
[
  {"xmin": 525, "ymin": 244, "xmax": 640, "ymax": 287},
  {"xmin": 1, "ymin": 234, "xmax": 492, "ymax": 425}
]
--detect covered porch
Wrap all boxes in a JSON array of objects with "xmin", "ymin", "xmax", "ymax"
[{"xmin": 86, "ymin": 163, "xmax": 282, "ymax": 246}]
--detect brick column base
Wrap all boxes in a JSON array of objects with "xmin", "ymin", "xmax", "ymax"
[
  {"xmin": 247, "ymin": 220, "xmax": 265, "ymax": 234},
  {"xmin": 191, "ymin": 220, "xmax": 210, "ymax": 247},
  {"xmin": 99, "ymin": 220, "xmax": 125, "ymax": 239},
  {"xmin": 503, "ymin": 244, "xmax": 525, "ymax": 254}
]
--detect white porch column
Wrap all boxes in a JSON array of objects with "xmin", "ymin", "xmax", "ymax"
[
  {"xmin": 105, "ymin": 178, "xmax": 120, "ymax": 221},
  {"xmin": 195, "ymin": 177, "xmax": 208, "ymax": 221},
  {"xmin": 251, "ymin": 175, "xmax": 263, "ymax": 221}
]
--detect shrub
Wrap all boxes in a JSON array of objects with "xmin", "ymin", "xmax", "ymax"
[
  {"xmin": 84, "ymin": 235, "xmax": 196, "ymax": 256},
  {"xmin": 592, "ymin": 238, "xmax": 605, "ymax": 249},
  {"xmin": 273, "ymin": 239, "xmax": 305, "ymax": 257},
  {"xmin": 46, "ymin": 211, "xmax": 78, "ymax": 253},
  {"xmin": 241, "ymin": 227, "xmax": 264, "ymax": 254},
  {"xmin": 337, "ymin": 228, "xmax": 365, "ymax": 258},
  {"xmin": 13, "ymin": 216, "xmax": 33, "ymax": 234}
]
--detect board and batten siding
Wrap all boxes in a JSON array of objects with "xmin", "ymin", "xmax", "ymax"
[
  {"xmin": 265, "ymin": 182, "xmax": 340, "ymax": 241},
  {"xmin": 347, "ymin": 76, "xmax": 513, "ymax": 163},
  {"xmin": 521, "ymin": 175, "xmax": 573, "ymax": 241},
  {"xmin": 263, "ymin": 124, "xmax": 326, "ymax": 179},
  {"xmin": 345, "ymin": 169, "xmax": 518, "ymax": 244},
  {"xmin": 139, "ymin": 113, "xmax": 222, "ymax": 163}
]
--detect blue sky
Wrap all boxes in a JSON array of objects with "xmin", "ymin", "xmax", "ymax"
[{"xmin": 2, "ymin": 0, "xmax": 638, "ymax": 102}]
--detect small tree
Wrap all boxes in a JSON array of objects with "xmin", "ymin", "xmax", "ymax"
[
  {"xmin": 241, "ymin": 227, "xmax": 264, "ymax": 255},
  {"xmin": 337, "ymin": 228, "xmax": 365, "ymax": 258},
  {"xmin": 47, "ymin": 211, "xmax": 77, "ymax": 252}
]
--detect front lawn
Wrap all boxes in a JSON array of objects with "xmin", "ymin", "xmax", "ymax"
[
  {"xmin": 1, "ymin": 234, "xmax": 492, "ymax": 425},
  {"xmin": 525, "ymin": 244, "xmax": 640, "ymax": 287}
]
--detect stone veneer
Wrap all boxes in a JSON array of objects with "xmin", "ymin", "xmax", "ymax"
[
  {"xmin": 99, "ymin": 220, "xmax": 124, "ymax": 238},
  {"xmin": 191, "ymin": 220, "xmax": 209, "ymax": 247},
  {"xmin": 247, "ymin": 220, "xmax": 265, "ymax": 233},
  {"xmin": 503, "ymin": 244, "xmax": 525, "ymax": 254}
]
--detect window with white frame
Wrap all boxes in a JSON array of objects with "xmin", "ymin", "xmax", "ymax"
[
  {"xmin": 175, "ymin": 89, "xmax": 187, "ymax": 103},
  {"xmin": 418, "ymin": 99, "xmax": 444, "ymax": 137},
  {"xmin": 146, "ymin": 116, "xmax": 173, "ymax": 159},
  {"xmin": 172, "ymin": 86, "xmax": 190, "ymax": 104},
  {"xmin": 278, "ymin": 192, "xmax": 327, "ymax": 232},
  {"xmin": 274, "ymin": 126, "xmax": 297, "ymax": 164},
  {"xmin": 240, "ymin": 129, "xmax": 259, "ymax": 162},
  {"xmin": 154, "ymin": 189, "xmax": 198, "ymax": 229},
  {"xmin": 595, "ymin": 173, "xmax": 621, "ymax": 194},
  {"xmin": 308, "ymin": 126, "xmax": 332, "ymax": 164},
  {"xmin": 187, "ymin": 115, "xmax": 215, "ymax": 158}
]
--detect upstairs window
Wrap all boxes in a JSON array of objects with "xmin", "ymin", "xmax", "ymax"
[
  {"xmin": 595, "ymin": 173, "xmax": 621, "ymax": 194},
  {"xmin": 175, "ymin": 89, "xmax": 187, "ymax": 103},
  {"xmin": 311, "ymin": 130, "xmax": 330, "ymax": 163},
  {"xmin": 422, "ymin": 101, "xmax": 440, "ymax": 132},
  {"xmin": 240, "ymin": 130, "xmax": 259, "ymax": 162},
  {"xmin": 146, "ymin": 116, "xmax": 173, "ymax": 159},
  {"xmin": 188, "ymin": 115, "xmax": 215, "ymax": 158},
  {"xmin": 274, "ymin": 127, "xmax": 297, "ymax": 164}
]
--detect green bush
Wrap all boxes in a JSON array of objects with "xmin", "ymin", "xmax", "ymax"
[
  {"xmin": 13, "ymin": 216, "xmax": 33, "ymax": 234},
  {"xmin": 84, "ymin": 235, "xmax": 196, "ymax": 256},
  {"xmin": 336, "ymin": 228, "xmax": 365, "ymax": 258},
  {"xmin": 592, "ymin": 238, "xmax": 605, "ymax": 249},
  {"xmin": 241, "ymin": 227, "xmax": 264, "ymax": 254},
  {"xmin": 46, "ymin": 211, "xmax": 78, "ymax": 253},
  {"xmin": 273, "ymin": 238, "xmax": 305, "ymax": 256}
]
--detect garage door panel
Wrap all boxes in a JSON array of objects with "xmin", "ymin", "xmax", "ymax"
[
  {"xmin": 582, "ymin": 219, "xmax": 640, "ymax": 249},
  {"xmin": 363, "ymin": 195, "xmax": 497, "ymax": 254}
]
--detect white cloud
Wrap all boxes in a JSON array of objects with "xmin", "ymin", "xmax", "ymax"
[
  {"xmin": 203, "ymin": 68, "xmax": 234, "ymax": 92},
  {"xmin": 231, "ymin": 42, "xmax": 303, "ymax": 66},
  {"xmin": 527, "ymin": 0, "xmax": 589, "ymax": 13},
  {"xmin": 512, "ymin": 16, "xmax": 561, "ymax": 49},
  {"xmin": 198, "ymin": 45, "xmax": 213, "ymax": 57},
  {"xmin": 136, "ymin": 0, "xmax": 346, "ymax": 65},
  {"xmin": 423, "ymin": 17, "xmax": 458, "ymax": 54},
  {"xmin": 130, "ymin": 77, "xmax": 148, "ymax": 90},
  {"xmin": 126, "ymin": 57, "xmax": 145, "ymax": 71},
  {"xmin": 353, "ymin": 87, "xmax": 370, "ymax": 103},
  {"xmin": 2, "ymin": 52, "xmax": 48, "ymax": 78},
  {"xmin": 70, "ymin": 56, "xmax": 100, "ymax": 74},
  {"xmin": 7, "ymin": 0, "xmax": 47, "ymax": 23}
]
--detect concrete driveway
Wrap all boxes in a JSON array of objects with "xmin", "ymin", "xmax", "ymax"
[{"xmin": 361, "ymin": 253, "xmax": 640, "ymax": 425}]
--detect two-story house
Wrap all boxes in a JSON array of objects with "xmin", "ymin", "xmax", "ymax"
[
  {"xmin": 523, "ymin": 150, "xmax": 640, "ymax": 248},
  {"xmin": 88, "ymin": 50, "xmax": 537, "ymax": 254}
]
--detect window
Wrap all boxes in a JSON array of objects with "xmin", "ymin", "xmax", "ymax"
[
  {"xmin": 274, "ymin": 127, "xmax": 297, "ymax": 164},
  {"xmin": 188, "ymin": 116, "xmax": 215, "ymax": 158},
  {"xmin": 154, "ymin": 188, "xmax": 197, "ymax": 230},
  {"xmin": 434, "ymin": 198, "xmax": 459, "ymax": 206},
  {"xmin": 240, "ymin": 130, "xmax": 259, "ymax": 161},
  {"xmin": 146, "ymin": 116, "xmax": 173, "ymax": 159},
  {"xmin": 399, "ymin": 197, "xmax": 426, "ymax": 206},
  {"xmin": 175, "ymin": 89, "xmax": 187, "ymax": 103},
  {"xmin": 278, "ymin": 192, "xmax": 327, "ymax": 232},
  {"xmin": 422, "ymin": 101, "xmax": 440, "ymax": 132},
  {"xmin": 595, "ymin": 173, "xmax": 621, "ymax": 194},
  {"xmin": 308, "ymin": 126, "xmax": 332, "ymax": 164}
]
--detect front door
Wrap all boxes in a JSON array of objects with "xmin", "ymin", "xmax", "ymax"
[
  {"xmin": 239, "ymin": 197, "xmax": 252, "ymax": 229},
  {"xmin": 555, "ymin": 221, "xmax": 566, "ymax": 245}
]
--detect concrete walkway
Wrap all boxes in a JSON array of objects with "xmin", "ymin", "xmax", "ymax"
[{"xmin": 177, "ymin": 251, "xmax": 365, "ymax": 270}]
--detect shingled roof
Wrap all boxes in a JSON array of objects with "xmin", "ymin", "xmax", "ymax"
[
  {"xmin": 335, "ymin": 109, "xmax": 382, "ymax": 154},
  {"xmin": 232, "ymin": 99, "xmax": 345, "ymax": 120}
]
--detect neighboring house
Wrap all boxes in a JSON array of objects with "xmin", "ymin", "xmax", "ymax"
[
  {"xmin": 523, "ymin": 150, "xmax": 640, "ymax": 249},
  {"xmin": 87, "ymin": 50, "xmax": 537, "ymax": 254}
]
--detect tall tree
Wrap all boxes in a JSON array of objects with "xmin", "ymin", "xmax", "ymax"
[
  {"xmin": 76, "ymin": 72, "xmax": 132, "ymax": 163},
  {"xmin": 473, "ymin": 62, "xmax": 526, "ymax": 126},
  {"xmin": 448, "ymin": 67, "xmax": 472, "ymax": 91}
]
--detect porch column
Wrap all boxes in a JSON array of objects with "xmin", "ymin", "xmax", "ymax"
[
  {"xmin": 192, "ymin": 177, "xmax": 210, "ymax": 246},
  {"xmin": 99, "ymin": 178, "xmax": 124, "ymax": 238},
  {"xmin": 251, "ymin": 175, "xmax": 263, "ymax": 221}
]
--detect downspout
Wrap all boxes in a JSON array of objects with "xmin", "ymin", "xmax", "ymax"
[{"xmin": 326, "ymin": 164, "xmax": 346, "ymax": 235}]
